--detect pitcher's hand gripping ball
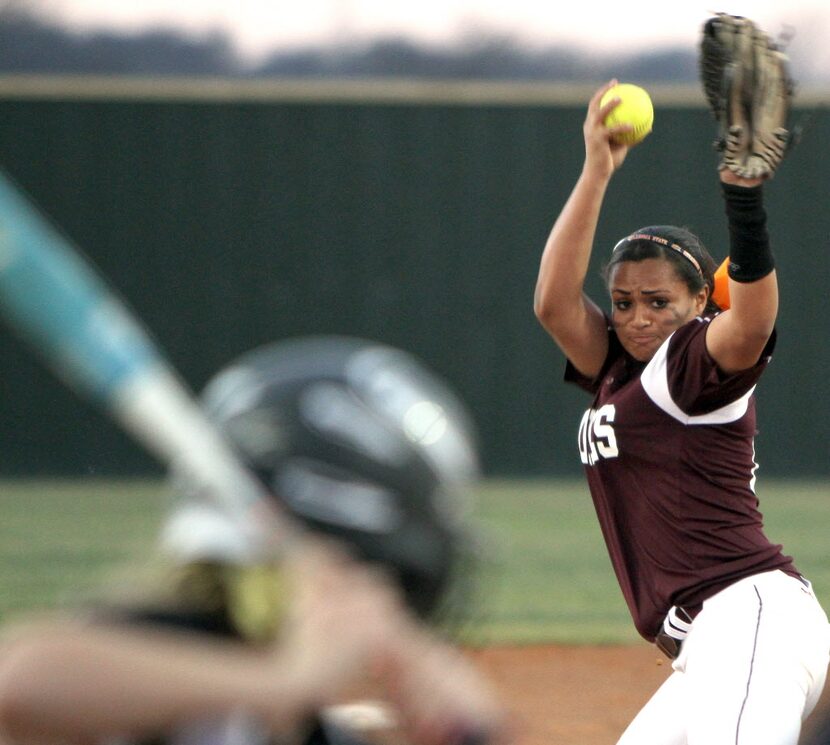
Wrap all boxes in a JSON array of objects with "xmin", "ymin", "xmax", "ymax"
[{"xmin": 600, "ymin": 83, "xmax": 654, "ymax": 146}]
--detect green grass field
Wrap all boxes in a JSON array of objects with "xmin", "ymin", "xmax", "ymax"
[{"xmin": 1, "ymin": 478, "xmax": 828, "ymax": 645}]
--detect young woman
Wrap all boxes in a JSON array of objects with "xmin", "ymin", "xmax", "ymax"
[{"xmin": 534, "ymin": 80, "xmax": 829, "ymax": 744}]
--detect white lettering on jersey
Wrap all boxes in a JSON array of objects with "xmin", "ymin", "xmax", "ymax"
[{"xmin": 578, "ymin": 404, "xmax": 619, "ymax": 465}]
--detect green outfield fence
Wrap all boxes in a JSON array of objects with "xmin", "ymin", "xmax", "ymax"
[{"xmin": 1, "ymin": 77, "xmax": 829, "ymax": 478}]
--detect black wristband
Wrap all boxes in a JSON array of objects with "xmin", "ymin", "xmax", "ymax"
[{"xmin": 721, "ymin": 182, "xmax": 775, "ymax": 283}]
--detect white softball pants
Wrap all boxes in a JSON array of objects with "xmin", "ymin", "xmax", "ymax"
[{"xmin": 617, "ymin": 570, "xmax": 830, "ymax": 745}]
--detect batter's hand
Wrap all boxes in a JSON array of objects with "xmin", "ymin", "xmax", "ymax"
[
  {"xmin": 584, "ymin": 80, "xmax": 631, "ymax": 179},
  {"xmin": 379, "ymin": 624, "xmax": 512, "ymax": 745},
  {"xmin": 278, "ymin": 540, "xmax": 511, "ymax": 745},
  {"xmin": 276, "ymin": 541, "xmax": 406, "ymax": 708}
]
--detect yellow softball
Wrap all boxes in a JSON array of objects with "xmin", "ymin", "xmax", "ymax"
[{"xmin": 600, "ymin": 83, "xmax": 654, "ymax": 146}]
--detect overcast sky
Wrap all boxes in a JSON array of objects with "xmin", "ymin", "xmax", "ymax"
[{"xmin": 24, "ymin": 0, "xmax": 830, "ymax": 77}]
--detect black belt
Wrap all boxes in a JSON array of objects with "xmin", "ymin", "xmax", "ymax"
[{"xmin": 655, "ymin": 605, "xmax": 696, "ymax": 660}]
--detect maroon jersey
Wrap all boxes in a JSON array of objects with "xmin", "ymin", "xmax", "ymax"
[{"xmin": 565, "ymin": 316, "xmax": 796, "ymax": 641}]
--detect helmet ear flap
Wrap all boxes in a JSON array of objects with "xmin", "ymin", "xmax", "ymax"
[{"xmin": 182, "ymin": 335, "xmax": 479, "ymax": 619}]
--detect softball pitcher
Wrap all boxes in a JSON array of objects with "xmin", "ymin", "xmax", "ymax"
[{"xmin": 534, "ymin": 14, "xmax": 829, "ymax": 745}]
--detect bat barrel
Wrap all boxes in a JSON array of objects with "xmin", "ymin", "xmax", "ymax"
[
  {"xmin": 0, "ymin": 170, "xmax": 158, "ymax": 401},
  {"xmin": 0, "ymin": 169, "xmax": 292, "ymax": 557}
]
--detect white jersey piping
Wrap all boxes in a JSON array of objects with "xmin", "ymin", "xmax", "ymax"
[{"xmin": 640, "ymin": 328, "xmax": 755, "ymax": 425}]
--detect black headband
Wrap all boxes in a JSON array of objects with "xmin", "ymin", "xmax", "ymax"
[{"xmin": 612, "ymin": 233, "xmax": 703, "ymax": 277}]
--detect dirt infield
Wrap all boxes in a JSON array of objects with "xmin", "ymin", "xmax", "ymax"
[
  {"xmin": 341, "ymin": 642, "xmax": 830, "ymax": 744},
  {"xmin": 469, "ymin": 644, "xmax": 830, "ymax": 745},
  {"xmin": 467, "ymin": 644, "xmax": 671, "ymax": 745}
]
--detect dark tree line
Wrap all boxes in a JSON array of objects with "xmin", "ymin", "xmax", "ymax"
[{"xmin": 0, "ymin": 4, "xmax": 698, "ymax": 81}]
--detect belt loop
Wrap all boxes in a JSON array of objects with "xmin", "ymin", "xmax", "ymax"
[{"xmin": 666, "ymin": 606, "xmax": 693, "ymax": 635}]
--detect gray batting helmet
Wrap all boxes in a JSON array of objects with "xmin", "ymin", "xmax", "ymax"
[{"xmin": 164, "ymin": 336, "xmax": 480, "ymax": 619}]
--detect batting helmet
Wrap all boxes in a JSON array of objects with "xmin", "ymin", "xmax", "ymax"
[{"xmin": 163, "ymin": 336, "xmax": 480, "ymax": 619}]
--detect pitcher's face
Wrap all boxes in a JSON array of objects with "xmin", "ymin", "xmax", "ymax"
[{"xmin": 608, "ymin": 258, "xmax": 708, "ymax": 361}]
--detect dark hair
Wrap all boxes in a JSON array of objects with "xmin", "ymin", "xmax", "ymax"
[{"xmin": 603, "ymin": 225, "xmax": 721, "ymax": 313}]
